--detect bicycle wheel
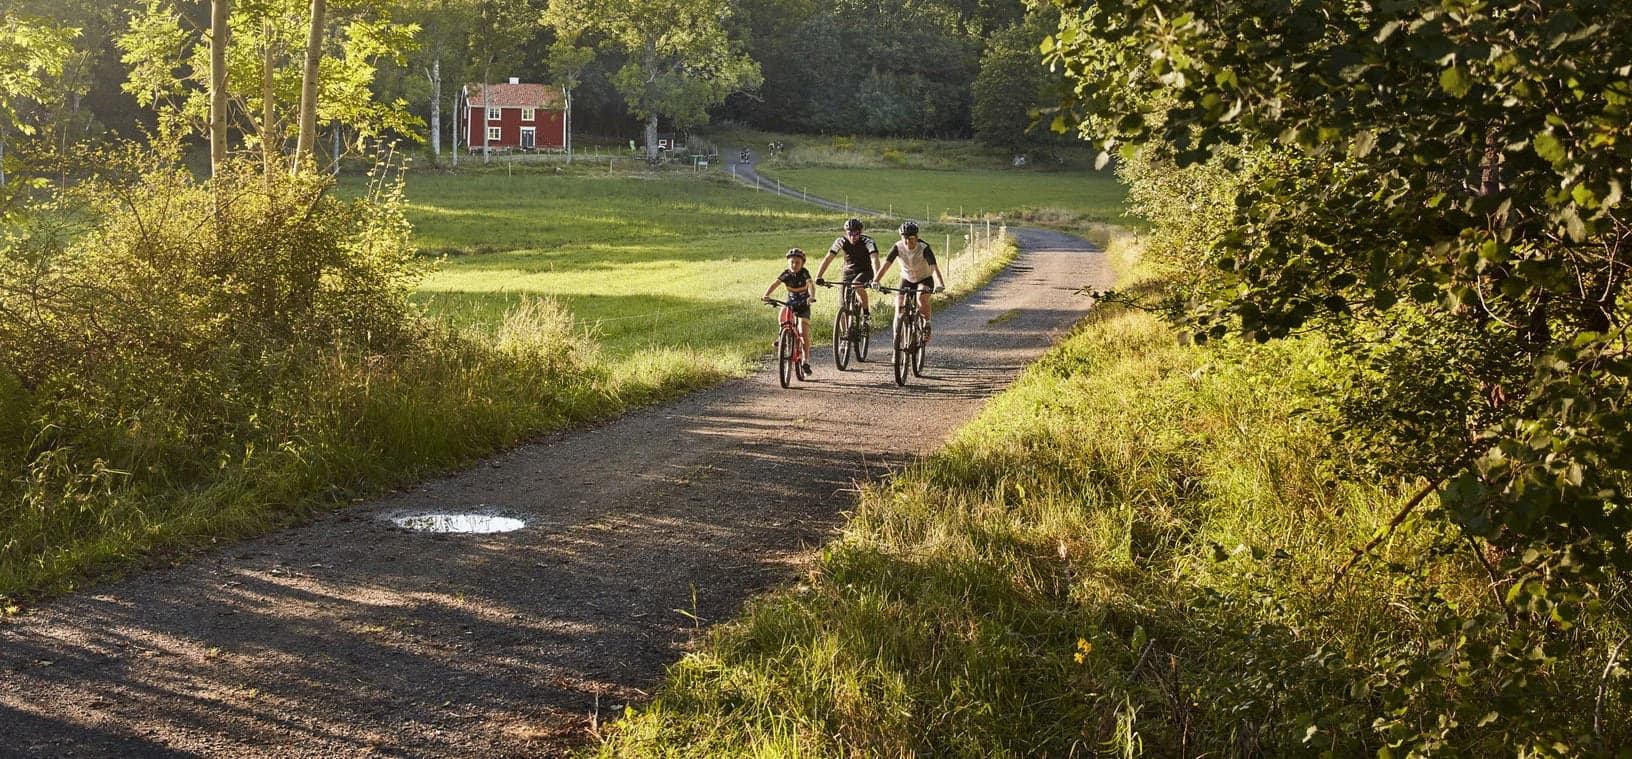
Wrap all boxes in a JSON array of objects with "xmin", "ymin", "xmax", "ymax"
[
  {"xmin": 778, "ymin": 331, "xmax": 794, "ymax": 388},
  {"xmin": 912, "ymin": 318, "xmax": 928, "ymax": 377},
  {"xmin": 833, "ymin": 303, "xmax": 852, "ymax": 371},
  {"xmin": 893, "ymin": 319, "xmax": 911, "ymax": 386}
]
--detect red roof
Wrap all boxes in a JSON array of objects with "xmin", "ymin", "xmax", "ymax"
[{"xmin": 465, "ymin": 82, "xmax": 563, "ymax": 108}]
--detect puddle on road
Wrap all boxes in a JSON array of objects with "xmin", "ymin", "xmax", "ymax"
[{"xmin": 390, "ymin": 513, "xmax": 526, "ymax": 533}]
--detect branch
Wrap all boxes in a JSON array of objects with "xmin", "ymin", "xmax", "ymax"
[
  {"xmin": 1597, "ymin": 635, "xmax": 1630, "ymax": 744},
  {"xmin": 1322, "ymin": 475, "xmax": 1446, "ymax": 598}
]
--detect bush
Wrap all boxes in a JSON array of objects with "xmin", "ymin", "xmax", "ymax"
[{"xmin": 0, "ymin": 152, "xmax": 614, "ymax": 600}]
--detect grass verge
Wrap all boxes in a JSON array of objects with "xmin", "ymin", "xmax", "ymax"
[{"xmin": 589, "ymin": 234, "xmax": 1629, "ymax": 756}]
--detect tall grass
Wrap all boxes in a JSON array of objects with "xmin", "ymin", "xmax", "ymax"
[{"xmin": 592, "ymin": 235, "xmax": 1629, "ymax": 756}]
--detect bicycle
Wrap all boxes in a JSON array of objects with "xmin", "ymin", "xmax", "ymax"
[
  {"xmin": 764, "ymin": 298, "xmax": 810, "ymax": 387},
  {"xmin": 817, "ymin": 279, "xmax": 871, "ymax": 370},
  {"xmin": 876, "ymin": 284, "xmax": 939, "ymax": 385}
]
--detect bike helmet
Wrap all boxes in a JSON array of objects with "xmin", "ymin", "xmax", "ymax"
[
  {"xmin": 898, "ymin": 221, "xmax": 919, "ymax": 237},
  {"xmin": 844, "ymin": 218, "xmax": 863, "ymax": 232},
  {"xmin": 786, "ymin": 248, "xmax": 806, "ymax": 260}
]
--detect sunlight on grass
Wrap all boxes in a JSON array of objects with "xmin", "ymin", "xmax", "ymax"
[{"xmin": 762, "ymin": 167, "xmax": 1130, "ymax": 229}]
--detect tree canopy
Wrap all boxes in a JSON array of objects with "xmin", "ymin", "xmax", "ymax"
[
  {"xmin": 542, "ymin": 0, "xmax": 761, "ymax": 157},
  {"xmin": 1045, "ymin": 0, "xmax": 1632, "ymax": 750}
]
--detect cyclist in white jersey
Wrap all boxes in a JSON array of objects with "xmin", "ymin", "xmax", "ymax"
[{"xmin": 874, "ymin": 221, "xmax": 945, "ymax": 342}]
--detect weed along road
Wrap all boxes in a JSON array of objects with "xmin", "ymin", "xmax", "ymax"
[{"xmin": 0, "ymin": 227, "xmax": 1108, "ymax": 757}]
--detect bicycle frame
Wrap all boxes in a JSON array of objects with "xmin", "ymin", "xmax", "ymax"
[
  {"xmin": 876, "ymin": 285, "xmax": 933, "ymax": 385},
  {"xmin": 764, "ymin": 298, "xmax": 808, "ymax": 387},
  {"xmin": 819, "ymin": 280, "xmax": 871, "ymax": 370}
]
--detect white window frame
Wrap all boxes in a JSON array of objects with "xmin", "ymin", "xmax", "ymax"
[
  {"xmin": 521, "ymin": 107, "xmax": 536, "ymax": 121},
  {"xmin": 487, "ymin": 106, "xmax": 502, "ymax": 121},
  {"xmin": 486, "ymin": 126, "xmax": 502, "ymax": 141}
]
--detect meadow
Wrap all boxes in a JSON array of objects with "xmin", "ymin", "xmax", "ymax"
[
  {"xmin": 759, "ymin": 166, "xmax": 1129, "ymax": 229},
  {"xmin": 386, "ymin": 162, "xmax": 1116, "ymax": 374}
]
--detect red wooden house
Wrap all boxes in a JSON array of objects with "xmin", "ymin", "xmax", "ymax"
[{"xmin": 462, "ymin": 78, "xmax": 566, "ymax": 152}]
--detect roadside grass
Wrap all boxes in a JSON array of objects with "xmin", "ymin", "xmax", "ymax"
[
  {"xmin": 589, "ymin": 235, "xmax": 1592, "ymax": 756},
  {"xmin": 2, "ymin": 302, "xmax": 618, "ymax": 601}
]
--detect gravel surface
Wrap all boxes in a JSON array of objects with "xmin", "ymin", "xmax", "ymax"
[{"xmin": 0, "ymin": 223, "xmax": 1108, "ymax": 758}]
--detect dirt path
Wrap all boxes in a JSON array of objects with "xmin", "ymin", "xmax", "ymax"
[{"xmin": 0, "ymin": 226, "xmax": 1108, "ymax": 758}]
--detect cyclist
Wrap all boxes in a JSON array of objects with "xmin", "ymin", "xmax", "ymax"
[
  {"xmin": 874, "ymin": 221, "xmax": 945, "ymax": 342},
  {"xmin": 815, "ymin": 218, "xmax": 881, "ymax": 326},
  {"xmin": 762, "ymin": 248, "xmax": 816, "ymax": 374}
]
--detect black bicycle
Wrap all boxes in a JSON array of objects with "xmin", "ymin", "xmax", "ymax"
[
  {"xmin": 876, "ymin": 284, "xmax": 939, "ymax": 385},
  {"xmin": 818, "ymin": 279, "xmax": 871, "ymax": 370}
]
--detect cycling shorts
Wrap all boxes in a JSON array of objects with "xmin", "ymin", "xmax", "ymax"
[
  {"xmin": 897, "ymin": 276, "xmax": 935, "ymax": 292},
  {"xmin": 784, "ymin": 302, "xmax": 811, "ymax": 320},
  {"xmin": 841, "ymin": 267, "xmax": 874, "ymax": 286}
]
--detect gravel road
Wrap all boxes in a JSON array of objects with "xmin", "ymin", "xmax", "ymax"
[{"xmin": 0, "ymin": 218, "xmax": 1108, "ymax": 757}]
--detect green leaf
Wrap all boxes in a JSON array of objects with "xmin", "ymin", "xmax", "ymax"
[
  {"xmin": 1571, "ymin": 183, "xmax": 1599, "ymax": 209},
  {"xmin": 1533, "ymin": 131, "xmax": 1566, "ymax": 164},
  {"xmin": 1439, "ymin": 65, "xmax": 1472, "ymax": 97}
]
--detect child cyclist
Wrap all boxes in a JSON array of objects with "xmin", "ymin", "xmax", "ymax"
[{"xmin": 762, "ymin": 248, "xmax": 816, "ymax": 374}]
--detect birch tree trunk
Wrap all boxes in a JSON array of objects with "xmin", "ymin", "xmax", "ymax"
[
  {"xmin": 262, "ymin": 19, "xmax": 277, "ymax": 175},
  {"xmin": 209, "ymin": 0, "xmax": 230, "ymax": 176},
  {"xmin": 428, "ymin": 57, "xmax": 441, "ymax": 157},
  {"xmin": 294, "ymin": 0, "xmax": 326, "ymax": 168}
]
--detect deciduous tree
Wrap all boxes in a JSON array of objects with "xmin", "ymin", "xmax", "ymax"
[
  {"xmin": 542, "ymin": 0, "xmax": 761, "ymax": 158},
  {"xmin": 1045, "ymin": 0, "xmax": 1632, "ymax": 750}
]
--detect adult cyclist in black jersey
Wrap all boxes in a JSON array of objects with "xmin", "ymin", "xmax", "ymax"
[{"xmin": 814, "ymin": 218, "xmax": 881, "ymax": 322}]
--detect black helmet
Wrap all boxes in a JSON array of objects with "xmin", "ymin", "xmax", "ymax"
[
  {"xmin": 844, "ymin": 218, "xmax": 863, "ymax": 232},
  {"xmin": 898, "ymin": 221, "xmax": 919, "ymax": 237},
  {"xmin": 786, "ymin": 248, "xmax": 806, "ymax": 260}
]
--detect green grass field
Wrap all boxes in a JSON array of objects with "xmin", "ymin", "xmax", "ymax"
[
  {"xmin": 387, "ymin": 169, "xmax": 1045, "ymax": 373},
  {"xmin": 757, "ymin": 167, "xmax": 1131, "ymax": 229}
]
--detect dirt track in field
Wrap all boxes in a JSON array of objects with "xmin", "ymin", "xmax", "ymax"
[{"xmin": 0, "ymin": 159, "xmax": 1109, "ymax": 757}]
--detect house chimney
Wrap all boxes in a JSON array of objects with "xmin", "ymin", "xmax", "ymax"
[{"xmin": 508, "ymin": 77, "xmax": 520, "ymax": 84}]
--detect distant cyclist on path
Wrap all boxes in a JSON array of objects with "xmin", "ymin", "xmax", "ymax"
[{"xmin": 815, "ymin": 218, "xmax": 882, "ymax": 324}]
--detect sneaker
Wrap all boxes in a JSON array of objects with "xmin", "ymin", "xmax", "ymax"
[
  {"xmin": 801, "ymin": 361, "xmax": 814, "ymax": 374},
  {"xmin": 922, "ymin": 323, "xmax": 932, "ymax": 343}
]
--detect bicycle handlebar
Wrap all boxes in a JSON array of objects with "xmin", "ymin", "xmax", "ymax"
[
  {"xmin": 874, "ymin": 285, "xmax": 944, "ymax": 294},
  {"xmin": 816, "ymin": 279, "xmax": 870, "ymax": 289}
]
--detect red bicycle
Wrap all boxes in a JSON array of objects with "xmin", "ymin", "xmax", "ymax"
[{"xmin": 764, "ymin": 298, "xmax": 809, "ymax": 387}]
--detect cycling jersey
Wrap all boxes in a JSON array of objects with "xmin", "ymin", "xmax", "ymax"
[
  {"xmin": 828, "ymin": 235, "xmax": 879, "ymax": 274},
  {"xmin": 779, "ymin": 268, "xmax": 813, "ymax": 305},
  {"xmin": 885, "ymin": 240, "xmax": 937, "ymax": 284}
]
